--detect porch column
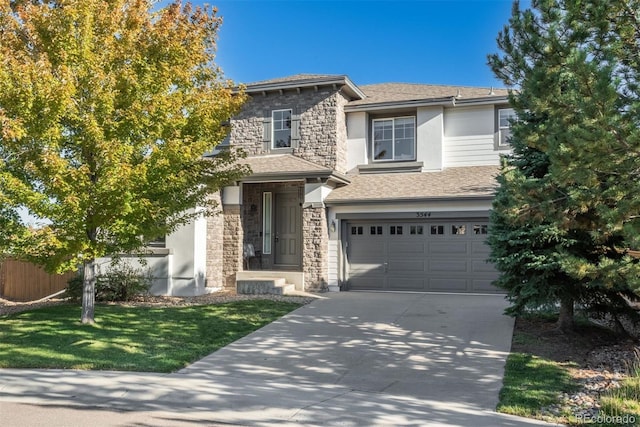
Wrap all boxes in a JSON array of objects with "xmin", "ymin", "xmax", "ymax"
[
  {"xmin": 222, "ymin": 185, "xmax": 243, "ymax": 289},
  {"xmin": 205, "ymin": 191, "xmax": 224, "ymax": 288},
  {"xmin": 303, "ymin": 183, "xmax": 331, "ymax": 292}
]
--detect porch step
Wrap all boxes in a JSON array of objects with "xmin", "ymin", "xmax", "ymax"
[{"xmin": 236, "ymin": 278, "xmax": 296, "ymax": 295}]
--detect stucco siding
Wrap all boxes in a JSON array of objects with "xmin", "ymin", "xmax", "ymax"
[
  {"xmin": 346, "ymin": 111, "xmax": 367, "ymax": 172},
  {"xmin": 416, "ymin": 106, "xmax": 444, "ymax": 171}
]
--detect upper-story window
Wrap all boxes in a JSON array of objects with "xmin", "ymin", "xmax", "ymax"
[
  {"xmin": 372, "ymin": 117, "xmax": 415, "ymax": 162},
  {"xmin": 272, "ymin": 109, "xmax": 292, "ymax": 149},
  {"xmin": 497, "ymin": 108, "xmax": 516, "ymax": 148}
]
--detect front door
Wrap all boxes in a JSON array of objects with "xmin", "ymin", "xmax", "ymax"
[{"xmin": 274, "ymin": 192, "xmax": 301, "ymax": 267}]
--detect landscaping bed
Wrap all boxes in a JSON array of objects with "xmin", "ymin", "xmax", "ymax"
[{"xmin": 500, "ymin": 315, "xmax": 640, "ymax": 426}]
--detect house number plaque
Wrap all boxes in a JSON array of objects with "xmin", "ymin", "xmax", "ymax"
[{"xmin": 416, "ymin": 212, "xmax": 431, "ymax": 218}]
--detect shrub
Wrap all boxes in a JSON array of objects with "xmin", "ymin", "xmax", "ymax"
[{"xmin": 66, "ymin": 263, "xmax": 152, "ymax": 302}]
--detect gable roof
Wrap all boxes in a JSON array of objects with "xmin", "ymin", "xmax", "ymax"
[
  {"xmin": 324, "ymin": 166, "xmax": 499, "ymax": 204},
  {"xmin": 243, "ymin": 74, "xmax": 366, "ymax": 100},
  {"xmin": 247, "ymin": 74, "xmax": 344, "ymax": 86}
]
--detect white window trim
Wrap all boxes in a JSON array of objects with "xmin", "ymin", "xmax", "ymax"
[
  {"xmin": 271, "ymin": 108, "xmax": 292, "ymax": 150},
  {"xmin": 497, "ymin": 108, "xmax": 515, "ymax": 148},
  {"xmin": 371, "ymin": 116, "xmax": 416, "ymax": 162},
  {"xmin": 262, "ymin": 192, "xmax": 272, "ymax": 254}
]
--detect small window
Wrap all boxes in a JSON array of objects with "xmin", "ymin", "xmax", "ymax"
[
  {"xmin": 452, "ymin": 225, "xmax": 466, "ymax": 235},
  {"xmin": 351, "ymin": 226, "xmax": 363, "ymax": 235},
  {"xmin": 370, "ymin": 226, "xmax": 383, "ymax": 235},
  {"xmin": 390, "ymin": 226, "xmax": 403, "ymax": 235},
  {"xmin": 272, "ymin": 109, "xmax": 292, "ymax": 148},
  {"xmin": 430, "ymin": 225, "xmax": 444, "ymax": 235},
  {"xmin": 410, "ymin": 225, "xmax": 424, "ymax": 235},
  {"xmin": 497, "ymin": 108, "xmax": 516, "ymax": 148},
  {"xmin": 148, "ymin": 235, "xmax": 166, "ymax": 248},
  {"xmin": 372, "ymin": 117, "xmax": 416, "ymax": 162},
  {"xmin": 473, "ymin": 224, "xmax": 488, "ymax": 235}
]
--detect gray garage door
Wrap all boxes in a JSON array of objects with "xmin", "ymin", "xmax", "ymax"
[{"xmin": 346, "ymin": 220, "xmax": 501, "ymax": 293}]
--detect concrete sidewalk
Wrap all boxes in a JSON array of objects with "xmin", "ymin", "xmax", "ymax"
[{"xmin": 0, "ymin": 292, "xmax": 559, "ymax": 426}]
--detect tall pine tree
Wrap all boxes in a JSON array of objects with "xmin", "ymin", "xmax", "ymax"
[{"xmin": 488, "ymin": 0, "xmax": 640, "ymax": 332}]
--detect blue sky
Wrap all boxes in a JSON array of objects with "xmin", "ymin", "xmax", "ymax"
[{"xmin": 198, "ymin": 0, "xmax": 522, "ymax": 89}]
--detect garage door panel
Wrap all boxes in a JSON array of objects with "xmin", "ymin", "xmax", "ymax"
[
  {"xmin": 471, "ymin": 241, "xmax": 491, "ymax": 254},
  {"xmin": 388, "ymin": 277, "xmax": 425, "ymax": 291},
  {"xmin": 429, "ymin": 241, "xmax": 469, "ymax": 254},
  {"xmin": 472, "ymin": 260, "xmax": 496, "ymax": 273},
  {"xmin": 389, "ymin": 260, "xmax": 425, "ymax": 272},
  {"xmin": 429, "ymin": 260, "xmax": 468, "ymax": 273},
  {"xmin": 350, "ymin": 277, "xmax": 385, "ymax": 290},
  {"xmin": 388, "ymin": 242, "xmax": 425, "ymax": 254}
]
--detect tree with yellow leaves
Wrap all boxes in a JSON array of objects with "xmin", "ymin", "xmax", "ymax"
[{"xmin": 0, "ymin": 0, "xmax": 247, "ymax": 323}]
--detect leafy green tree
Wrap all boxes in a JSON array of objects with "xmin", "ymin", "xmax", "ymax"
[
  {"xmin": 488, "ymin": 0, "xmax": 640, "ymax": 332},
  {"xmin": 0, "ymin": 0, "xmax": 247, "ymax": 323}
]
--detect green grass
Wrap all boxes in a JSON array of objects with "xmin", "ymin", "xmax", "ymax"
[
  {"xmin": 497, "ymin": 352, "xmax": 578, "ymax": 420},
  {"xmin": 0, "ymin": 300, "xmax": 302, "ymax": 372}
]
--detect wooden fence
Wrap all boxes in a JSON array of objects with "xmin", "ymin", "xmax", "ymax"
[{"xmin": 0, "ymin": 258, "xmax": 76, "ymax": 302}]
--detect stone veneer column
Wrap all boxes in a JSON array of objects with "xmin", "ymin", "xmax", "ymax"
[
  {"xmin": 205, "ymin": 192, "xmax": 224, "ymax": 288},
  {"xmin": 222, "ymin": 205, "xmax": 243, "ymax": 289},
  {"xmin": 302, "ymin": 206, "xmax": 328, "ymax": 291}
]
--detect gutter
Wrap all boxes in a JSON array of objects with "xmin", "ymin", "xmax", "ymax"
[
  {"xmin": 344, "ymin": 95, "xmax": 509, "ymax": 112},
  {"xmin": 241, "ymin": 170, "xmax": 351, "ymax": 186},
  {"xmin": 325, "ymin": 194, "xmax": 495, "ymax": 206}
]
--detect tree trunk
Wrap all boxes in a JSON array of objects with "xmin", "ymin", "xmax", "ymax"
[
  {"xmin": 81, "ymin": 259, "xmax": 97, "ymax": 324},
  {"xmin": 556, "ymin": 295, "xmax": 575, "ymax": 333}
]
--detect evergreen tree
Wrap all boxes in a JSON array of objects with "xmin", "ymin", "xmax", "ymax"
[{"xmin": 488, "ymin": 0, "xmax": 640, "ymax": 332}]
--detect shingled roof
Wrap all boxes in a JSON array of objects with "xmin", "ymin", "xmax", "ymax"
[
  {"xmin": 348, "ymin": 83, "xmax": 509, "ymax": 107},
  {"xmin": 239, "ymin": 154, "xmax": 350, "ymax": 184},
  {"xmin": 246, "ymin": 74, "xmax": 346, "ymax": 86},
  {"xmin": 325, "ymin": 166, "xmax": 499, "ymax": 204}
]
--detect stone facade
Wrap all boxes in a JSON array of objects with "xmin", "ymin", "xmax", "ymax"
[
  {"xmin": 302, "ymin": 205, "xmax": 329, "ymax": 291},
  {"xmin": 231, "ymin": 86, "xmax": 349, "ymax": 171},
  {"xmin": 222, "ymin": 204, "xmax": 243, "ymax": 289},
  {"xmin": 212, "ymin": 82, "xmax": 349, "ymax": 292},
  {"xmin": 205, "ymin": 192, "xmax": 224, "ymax": 288}
]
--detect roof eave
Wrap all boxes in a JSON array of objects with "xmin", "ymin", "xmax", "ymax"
[
  {"xmin": 241, "ymin": 170, "xmax": 351, "ymax": 186},
  {"xmin": 244, "ymin": 76, "xmax": 366, "ymax": 100},
  {"xmin": 324, "ymin": 194, "xmax": 495, "ymax": 206},
  {"xmin": 345, "ymin": 95, "xmax": 510, "ymax": 112}
]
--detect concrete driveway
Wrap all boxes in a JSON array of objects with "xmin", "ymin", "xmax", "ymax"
[{"xmin": 0, "ymin": 292, "xmax": 555, "ymax": 426}]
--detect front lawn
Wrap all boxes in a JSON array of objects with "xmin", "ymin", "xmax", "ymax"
[
  {"xmin": 0, "ymin": 300, "xmax": 302, "ymax": 372},
  {"xmin": 498, "ymin": 352, "xmax": 578, "ymax": 420}
]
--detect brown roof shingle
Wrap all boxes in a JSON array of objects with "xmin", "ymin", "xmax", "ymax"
[
  {"xmin": 325, "ymin": 166, "xmax": 499, "ymax": 203},
  {"xmin": 348, "ymin": 83, "xmax": 509, "ymax": 106},
  {"xmin": 246, "ymin": 74, "xmax": 346, "ymax": 86},
  {"xmin": 240, "ymin": 154, "xmax": 330, "ymax": 175}
]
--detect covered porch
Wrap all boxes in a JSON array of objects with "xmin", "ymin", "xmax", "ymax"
[{"xmin": 218, "ymin": 154, "xmax": 349, "ymax": 294}]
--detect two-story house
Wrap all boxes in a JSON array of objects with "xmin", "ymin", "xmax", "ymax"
[{"xmin": 121, "ymin": 74, "xmax": 511, "ymax": 296}]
